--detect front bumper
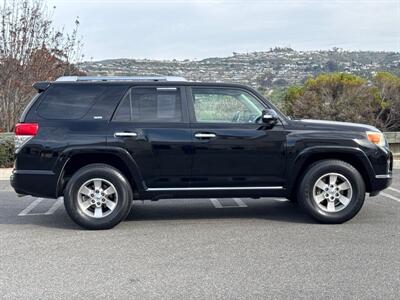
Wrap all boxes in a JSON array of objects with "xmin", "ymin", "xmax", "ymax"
[
  {"xmin": 369, "ymin": 173, "xmax": 392, "ymax": 196},
  {"xmin": 367, "ymin": 145, "xmax": 393, "ymax": 194}
]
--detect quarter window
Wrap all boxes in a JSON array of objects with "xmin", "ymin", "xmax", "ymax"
[
  {"xmin": 37, "ymin": 84, "xmax": 106, "ymax": 120},
  {"xmin": 113, "ymin": 87, "xmax": 182, "ymax": 122},
  {"xmin": 192, "ymin": 88, "xmax": 264, "ymax": 123}
]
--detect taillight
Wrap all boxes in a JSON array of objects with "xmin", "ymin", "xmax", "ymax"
[
  {"xmin": 14, "ymin": 123, "xmax": 39, "ymax": 153},
  {"xmin": 15, "ymin": 123, "xmax": 38, "ymax": 136}
]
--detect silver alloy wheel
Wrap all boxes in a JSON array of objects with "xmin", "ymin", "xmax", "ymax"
[
  {"xmin": 312, "ymin": 172, "xmax": 353, "ymax": 213},
  {"xmin": 77, "ymin": 178, "xmax": 118, "ymax": 218}
]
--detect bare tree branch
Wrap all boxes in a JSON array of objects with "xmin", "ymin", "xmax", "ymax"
[{"xmin": 0, "ymin": 0, "xmax": 84, "ymax": 131}]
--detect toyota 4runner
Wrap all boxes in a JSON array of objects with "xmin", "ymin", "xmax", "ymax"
[{"xmin": 11, "ymin": 76, "xmax": 393, "ymax": 229}]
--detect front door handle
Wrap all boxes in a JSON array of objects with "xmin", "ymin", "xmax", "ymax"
[
  {"xmin": 114, "ymin": 132, "xmax": 138, "ymax": 138},
  {"xmin": 194, "ymin": 133, "xmax": 217, "ymax": 139}
]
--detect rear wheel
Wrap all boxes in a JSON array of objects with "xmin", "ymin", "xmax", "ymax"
[
  {"xmin": 298, "ymin": 160, "xmax": 365, "ymax": 223},
  {"xmin": 64, "ymin": 164, "xmax": 132, "ymax": 230}
]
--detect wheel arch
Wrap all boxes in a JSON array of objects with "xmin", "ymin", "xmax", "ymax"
[
  {"xmin": 55, "ymin": 146, "xmax": 144, "ymax": 197},
  {"xmin": 288, "ymin": 146, "xmax": 375, "ymax": 198}
]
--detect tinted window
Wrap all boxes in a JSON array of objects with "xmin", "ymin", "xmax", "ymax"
[
  {"xmin": 37, "ymin": 84, "xmax": 106, "ymax": 120},
  {"xmin": 114, "ymin": 87, "xmax": 182, "ymax": 122},
  {"xmin": 192, "ymin": 88, "xmax": 264, "ymax": 123}
]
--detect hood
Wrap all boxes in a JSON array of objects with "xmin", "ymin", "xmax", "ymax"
[{"xmin": 288, "ymin": 119, "xmax": 379, "ymax": 132}]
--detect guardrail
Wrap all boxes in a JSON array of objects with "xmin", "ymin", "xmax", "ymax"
[{"xmin": 385, "ymin": 132, "xmax": 400, "ymax": 156}]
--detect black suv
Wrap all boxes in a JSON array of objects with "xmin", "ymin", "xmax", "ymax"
[{"xmin": 11, "ymin": 76, "xmax": 393, "ymax": 229}]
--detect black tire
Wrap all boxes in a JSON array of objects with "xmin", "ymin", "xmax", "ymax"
[
  {"xmin": 297, "ymin": 160, "xmax": 365, "ymax": 224},
  {"xmin": 64, "ymin": 163, "xmax": 132, "ymax": 230}
]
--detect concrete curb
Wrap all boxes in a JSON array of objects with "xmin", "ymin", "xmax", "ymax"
[
  {"xmin": 394, "ymin": 160, "xmax": 400, "ymax": 170},
  {"xmin": 0, "ymin": 168, "xmax": 12, "ymax": 180}
]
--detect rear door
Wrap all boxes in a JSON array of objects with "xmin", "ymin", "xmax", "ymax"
[
  {"xmin": 187, "ymin": 86, "xmax": 287, "ymax": 188},
  {"xmin": 107, "ymin": 86, "xmax": 192, "ymax": 189}
]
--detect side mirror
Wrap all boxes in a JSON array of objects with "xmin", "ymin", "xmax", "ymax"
[{"xmin": 261, "ymin": 109, "xmax": 279, "ymax": 127}]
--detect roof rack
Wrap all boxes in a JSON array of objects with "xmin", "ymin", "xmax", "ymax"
[{"xmin": 56, "ymin": 76, "xmax": 187, "ymax": 82}]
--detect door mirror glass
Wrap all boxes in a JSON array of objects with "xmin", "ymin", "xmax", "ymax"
[{"xmin": 262, "ymin": 109, "xmax": 279, "ymax": 127}]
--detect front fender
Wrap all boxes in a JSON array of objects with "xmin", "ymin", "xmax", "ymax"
[{"xmin": 286, "ymin": 146, "xmax": 376, "ymax": 193}]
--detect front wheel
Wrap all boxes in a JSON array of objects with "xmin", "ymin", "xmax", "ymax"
[
  {"xmin": 298, "ymin": 160, "xmax": 366, "ymax": 224},
  {"xmin": 64, "ymin": 164, "xmax": 132, "ymax": 230}
]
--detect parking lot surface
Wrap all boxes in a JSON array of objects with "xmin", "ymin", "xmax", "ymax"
[{"xmin": 0, "ymin": 173, "xmax": 399, "ymax": 299}]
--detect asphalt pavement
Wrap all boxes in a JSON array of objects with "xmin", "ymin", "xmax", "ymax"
[{"xmin": 0, "ymin": 173, "xmax": 399, "ymax": 299}]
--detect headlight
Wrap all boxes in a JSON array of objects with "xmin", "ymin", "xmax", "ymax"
[{"xmin": 366, "ymin": 131, "xmax": 387, "ymax": 147}]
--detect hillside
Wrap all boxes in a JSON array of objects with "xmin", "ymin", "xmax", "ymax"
[{"xmin": 78, "ymin": 48, "xmax": 400, "ymax": 91}]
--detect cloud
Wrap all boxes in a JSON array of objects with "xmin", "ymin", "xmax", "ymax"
[{"xmin": 49, "ymin": 0, "xmax": 400, "ymax": 60}]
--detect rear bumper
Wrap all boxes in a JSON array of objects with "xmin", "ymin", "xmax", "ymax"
[{"xmin": 10, "ymin": 170, "xmax": 58, "ymax": 198}]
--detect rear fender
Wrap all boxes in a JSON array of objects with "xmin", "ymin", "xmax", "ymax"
[{"xmin": 54, "ymin": 146, "xmax": 145, "ymax": 196}]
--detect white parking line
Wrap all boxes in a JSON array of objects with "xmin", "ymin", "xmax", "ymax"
[
  {"xmin": 44, "ymin": 198, "xmax": 63, "ymax": 215},
  {"xmin": 18, "ymin": 198, "xmax": 43, "ymax": 216},
  {"xmin": 271, "ymin": 198, "xmax": 290, "ymax": 202},
  {"xmin": 210, "ymin": 198, "xmax": 223, "ymax": 208},
  {"xmin": 381, "ymin": 192, "xmax": 400, "ymax": 203},
  {"xmin": 18, "ymin": 197, "xmax": 63, "ymax": 216},
  {"xmin": 388, "ymin": 187, "xmax": 400, "ymax": 194},
  {"xmin": 210, "ymin": 198, "xmax": 247, "ymax": 208},
  {"xmin": 232, "ymin": 198, "xmax": 248, "ymax": 207}
]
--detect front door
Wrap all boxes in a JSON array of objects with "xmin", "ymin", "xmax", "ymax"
[
  {"xmin": 108, "ymin": 86, "xmax": 192, "ymax": 189},
  {"xmin": 188, "ymin": 86, "xmax": 286, "ymax": 188}
]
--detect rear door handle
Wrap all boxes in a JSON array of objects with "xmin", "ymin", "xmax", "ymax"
[
  {"xmin": 194, "ymin": 133, "xmax": 217, "ymax": 139},
  {"xmin": 114, "ymin": 132, "xmax": 138, "ymax": 138}
]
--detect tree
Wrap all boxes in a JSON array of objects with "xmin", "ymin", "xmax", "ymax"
[
  {"xmin": 282, "ymin": 73, "xmax": 381, "ymax": 127},
  {"xmin": 282, "ymin": 85, "xmax": 303, "ymax": 116},
  {"xmin": 325, "ymin": 60, "xmax": 339, "ymax": 72},
  {"xmin": 373, "ymin": 72, "xmax": 400, "ymax": 131},
  {"xmin": 0, "ymin": 0, "xmax": 83, "ymax": 131}
]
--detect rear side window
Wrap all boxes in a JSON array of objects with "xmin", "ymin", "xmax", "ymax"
[
  {"xmin": 113, "ymin": 87, "xmax": 182, "ymax": 122},
  {"xmin": 37, "ymin": 84, "xmax": 106, "ymax": 120}
]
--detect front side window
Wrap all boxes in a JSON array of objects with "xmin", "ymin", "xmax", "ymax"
[
  {"xmin": 113, "ymin": 87, "xmax": 182, "ymax": 122},
  {"xmin": 192, "ymin": 88, "xmax": 264, "ymax": 123}
]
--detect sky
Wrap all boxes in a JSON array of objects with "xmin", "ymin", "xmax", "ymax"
[{"xmin": 47, "ymin": 0, "xmax": 400, "ymax": 61}]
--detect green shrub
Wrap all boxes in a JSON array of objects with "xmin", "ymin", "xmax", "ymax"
[{"xmin": 0, "ymin": 134, "xmax": 15, "ymax": 168}]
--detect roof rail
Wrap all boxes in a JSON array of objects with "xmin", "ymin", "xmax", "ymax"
[{"xmin": 55, "ymin": 76, "xmax": 187, "ymax": 82}]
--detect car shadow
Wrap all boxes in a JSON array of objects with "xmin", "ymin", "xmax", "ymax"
[
  {"xmin": 124, "ymin": 199, "xmax": 315, "ymax": 224},
  {"xmin": 0, "ymin": 198, "xmax": 316, "ymax": 230}
]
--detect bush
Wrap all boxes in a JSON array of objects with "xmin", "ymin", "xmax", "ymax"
[
  {"xmin": 373, "ymin": 72, "xmax": 400, "ymax": 131},
  {"xmin": 0, "ymin": 134, "xmax": 14, "ymax": 168},
  {"xmin": 282, "ymin": 73, "xmax": 381, "ymax": 128},
  {"xmin": 279, "ymin": 72, "xmax": 400, "ymax": 131}
]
